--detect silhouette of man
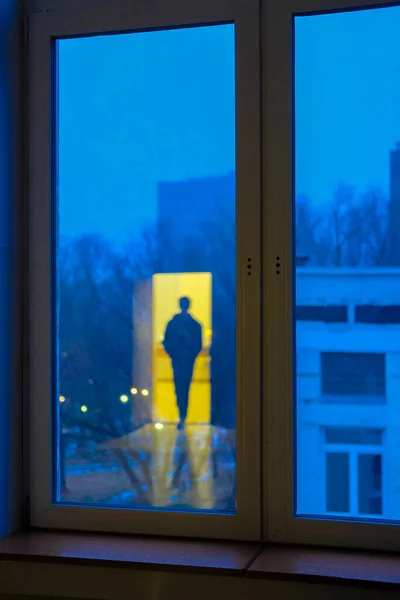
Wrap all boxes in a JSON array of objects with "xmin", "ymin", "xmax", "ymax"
[{"xmin": 163, "ymin": 297, "xmax": 202, "ymax": 430}]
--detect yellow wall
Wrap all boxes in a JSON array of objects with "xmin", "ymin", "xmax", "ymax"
[{"xmin": 152, "ymin": 273, "xmax": 212, "ymax": 424}]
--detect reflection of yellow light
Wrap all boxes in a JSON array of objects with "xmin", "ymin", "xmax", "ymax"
[
  {"xmin": 155, "ymin": 423, "xmax": 164, "ymax": 430},
  {"xmin": 142, "ymin": 389, "xmax": 149, "ymax": 396},
  {"xmin": 80, "ymin": 405, "xmax": 88, "ymax": 413},
  {"xmin": 130, "ymin": 387, "xmax": 138, "ymax": 395},
  {"xmin": 120, "ymin": 395, "xmax": 129, "ymax": 403},
  {"xmin": 206, "ymin": 328, "xmax": 212, "ymax": 336},
  {"xmin": 59, "ymin": 395, "xmax": 65, "ymax": 403}
]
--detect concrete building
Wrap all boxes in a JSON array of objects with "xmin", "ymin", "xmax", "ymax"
[
  {"xmin": 157, "ymin": 171, "xmax": 235, "ymax": 252},
  {"xmin": 296, "ymin": 268, "xmax": 400, "ymax": 520},
  {"xmin": 133, "ymin": 171, "xmax": 236, "ymax": 429}
]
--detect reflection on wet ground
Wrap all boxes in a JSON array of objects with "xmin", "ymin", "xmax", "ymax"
[{"xmin": 61, "ymin": 424, "xmax": 236, "ymax": 512}]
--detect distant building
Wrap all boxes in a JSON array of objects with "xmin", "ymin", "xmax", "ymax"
[
  {"xmin": 157, "ymin": 171, "xmax": 235, "ymax": 264},
  {"xmin": 389, "ymin": 144, "xmax": 400, "ymax": 265},
  {"xmin": 297, "ymin": 268, "xmax": 400, "ymax": 520},
  {"xmin": 154, "ymin": 171, "xmax": 236, "ymax": 428}
]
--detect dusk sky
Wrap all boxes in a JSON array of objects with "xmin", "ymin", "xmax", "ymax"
[
  {"xmin": 295, "ymin": 5, "xmax": 400, "ymax": 206},
  {"xmin": 58, "ymin": 5, "xmax": 400, "ymax": 240},
  {"xmin": 58, "ymin": 24, "xmax": 235, "ymax": 240}
]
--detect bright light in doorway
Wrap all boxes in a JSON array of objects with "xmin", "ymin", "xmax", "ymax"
[{"xmin": 155, "ymin": 423, "xmax": 164, "ymax": 430}]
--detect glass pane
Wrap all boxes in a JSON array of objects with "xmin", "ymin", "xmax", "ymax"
[
  {"xmin": 358, "ymin": 454, "xmax": 382, "ymax": 515},
  {"xmin": 55, "ymin": 25, "xmax": 236, "ymax": 513},
  {"xmin": 326, "ymin": 453, "xmax": 349, "ymax": 513},
  {"xmin": 325, "ymin": 428, "xmax": 382, "ymax": 446},
  {"xmin": 296, "ymin": 305, "xmax": 348, "ymax": 323},
  {"xmin": 321, "ymin": 352, "xmax": 385, "ymax": 400},
  {"xmin": 295, "ymin": 5, "xmax": 400, "ymax": 520}
]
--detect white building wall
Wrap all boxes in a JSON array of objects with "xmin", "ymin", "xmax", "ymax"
[{"xmin": 296, "ymin": 268, "xmax": 400, "ymax": 519}]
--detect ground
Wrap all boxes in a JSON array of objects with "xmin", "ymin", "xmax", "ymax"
[{"xmin": 61, "ymin": 424, "xmax": 236, "ymax": 513}]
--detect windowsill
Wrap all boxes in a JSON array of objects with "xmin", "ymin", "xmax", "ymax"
[
  {"xmin": 1, "ymin": 532, "xmax": 400, "ymax": 589},
  {"xmin": 0, "ymin": 531, "xmax": 259, "ymax": 576}
]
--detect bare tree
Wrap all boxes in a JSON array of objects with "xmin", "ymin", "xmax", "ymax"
[
  {"xmin": 295, "ymin": 184, "xmax": 390, "ymax": 267},
  {"xmin": 58, "ymin": 234, "xmax": 152, "ymax": 505}
]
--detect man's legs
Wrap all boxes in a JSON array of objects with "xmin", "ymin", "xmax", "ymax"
[{"xmin": 173, "ymin": 361, "xmax": 194, "ymax": 427}]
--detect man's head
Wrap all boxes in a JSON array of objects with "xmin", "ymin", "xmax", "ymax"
[{"xmin": 179, "ymin": 296, "xmax": 191, "ymax": 313}]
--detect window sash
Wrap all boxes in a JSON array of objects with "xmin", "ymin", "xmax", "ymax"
[
  {"xmin": 263, "ymin": 0, "xmax": 400, "ymax": 549},
  {"xmin": 28, "ymin": 0, "xmax": 261, "ymax": 540}
]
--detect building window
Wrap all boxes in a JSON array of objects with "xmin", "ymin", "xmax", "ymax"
[
  {"xmin": 324, "ymin": 428, "xmax": 383, "ymax": 517},
  {"xmin": 296, "ymin": 305, "xmax": 348, "ymax": 323},
  {"xmin": 356, "ymin": 305, "xmax": 400, "ymax": 324},
  {"xmin": 321, "ymin": 352, "xmax": 386, "ymax": 403}
]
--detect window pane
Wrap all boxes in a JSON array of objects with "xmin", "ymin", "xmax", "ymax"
[
  {"xmin": 356, "ymin": 305, "xmax": 400, "ymax": 324},
  {"xmin": 296, "ymin": 305, "xmax": 348, "ymax": 323},
  {"xmin": 55, "ymin": 25, "xmax": 236, "ymax": 513},
  {"xmin": 295, "ymin": 4, "xmax": 400, "ymax": 520},
  {"xmin": 358, "ymin": 454, "xmax": 382, "ymax": 515},
  {"xmin": 325, "ymin": 427, "xmax": 382, "ymax": 446},
  {"xmin": 321, "ymin": 352, "xmax": 385, "ymax": 399},
  {"xmin": 326, "ymin": 453, "xmax": 349, "ymax": 513}
]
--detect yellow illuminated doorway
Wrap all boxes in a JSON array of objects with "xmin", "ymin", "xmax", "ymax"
[{"xmin": 153, "ymin": 273, "xmax": 212, "ymax": 424}]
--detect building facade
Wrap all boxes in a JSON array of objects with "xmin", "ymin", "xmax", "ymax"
[{"xmin": 296, "ymin": 268, "xmax": 400, "ymax": 520}]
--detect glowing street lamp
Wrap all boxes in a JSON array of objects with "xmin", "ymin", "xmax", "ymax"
[
  {"xmin": 155, "ymin": 423, "xmax": 164, "ymax": 430},
  {"xmin": 59, "ymin": 395, "xmax": 66, "ymax": 403},
  {"xmin": 120, "ymin": 394, "xmax": 129, "ymax": 403},
  {"xmin": 80, "ymin": 405, "xmax": 88, "ymax": 413},
  {"xmin": 141, "ymin": 389, "xmax": 149, "ymax": 397},
  {"xmin": 130, "ymin": 387, "xmax": 138, "ymax": 395}
]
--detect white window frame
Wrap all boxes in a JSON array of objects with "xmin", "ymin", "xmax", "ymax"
[
  {"xmin": 263, "ymin": 0, "xmax": 400, "ymax": 550},
  {"xmin": 28, "ymin": 0, "xmax": 261, "ymax": 540}
]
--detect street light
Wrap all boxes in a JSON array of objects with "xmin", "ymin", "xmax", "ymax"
[
  {"xmin": 120, "ymin": 394, "xmax": 129, "ymax": 403},
  {"xmin": 130, "ymin": 387, "xmax": 138, "ymax": 395},
  {"xmin": 142, "ymin": 389, "xmax": 149, "ymax": 397},
  {"xmin": 155, "ymin": 423, "xmax": 164, "ymax": 430},
  {"xmin": 80, "ymin": 405, "xmax": 88, "ymax": 413},
  {"xmin": 59, "ymin": 395, "xmax": 66, "ymax": 403}
]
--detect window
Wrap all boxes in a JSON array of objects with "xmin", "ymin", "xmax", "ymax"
[
  {"xmin": 356, "ymin": 305, "xmax": 400, "ymax": 324},
  {"xmin": 296, "ymin": 305, "xmax": 348, "ymax": 323},
  {"xmin": 324, "ymin": 428, "xmax": 383, "ymax": 517},
  {"xmin": 265, "ymin": 0, "xmax": 400, "ymax": 550},
  {"xmin": 29, "ymin": 0, "xmax": 261, "ymax": 539},
  {"xmin": 294, "ymin": 2, "xmax": 398, "ymax": 528},
  {"xmin": 57, "ymin": 26, "xmax": 237, "ymax": 512},
  {"xmin": 321, "ymin": 352, "xmax": 386, "ymax": 402},
  {"xmin": 27, "ymin": 0, "xmax": 400, "ymax": 550}
]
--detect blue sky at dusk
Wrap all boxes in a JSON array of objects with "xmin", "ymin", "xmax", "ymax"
[
  {"xmin": 59, "ymin": 5, "xmax": 400, "ymax": 240},
  {"xmin": 295, "ymin": 5, "xmax": 400, "ymax": 205},
  {"xmin": 58, "ymin": 24, "xmax": 235, "ymax": 240}
]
